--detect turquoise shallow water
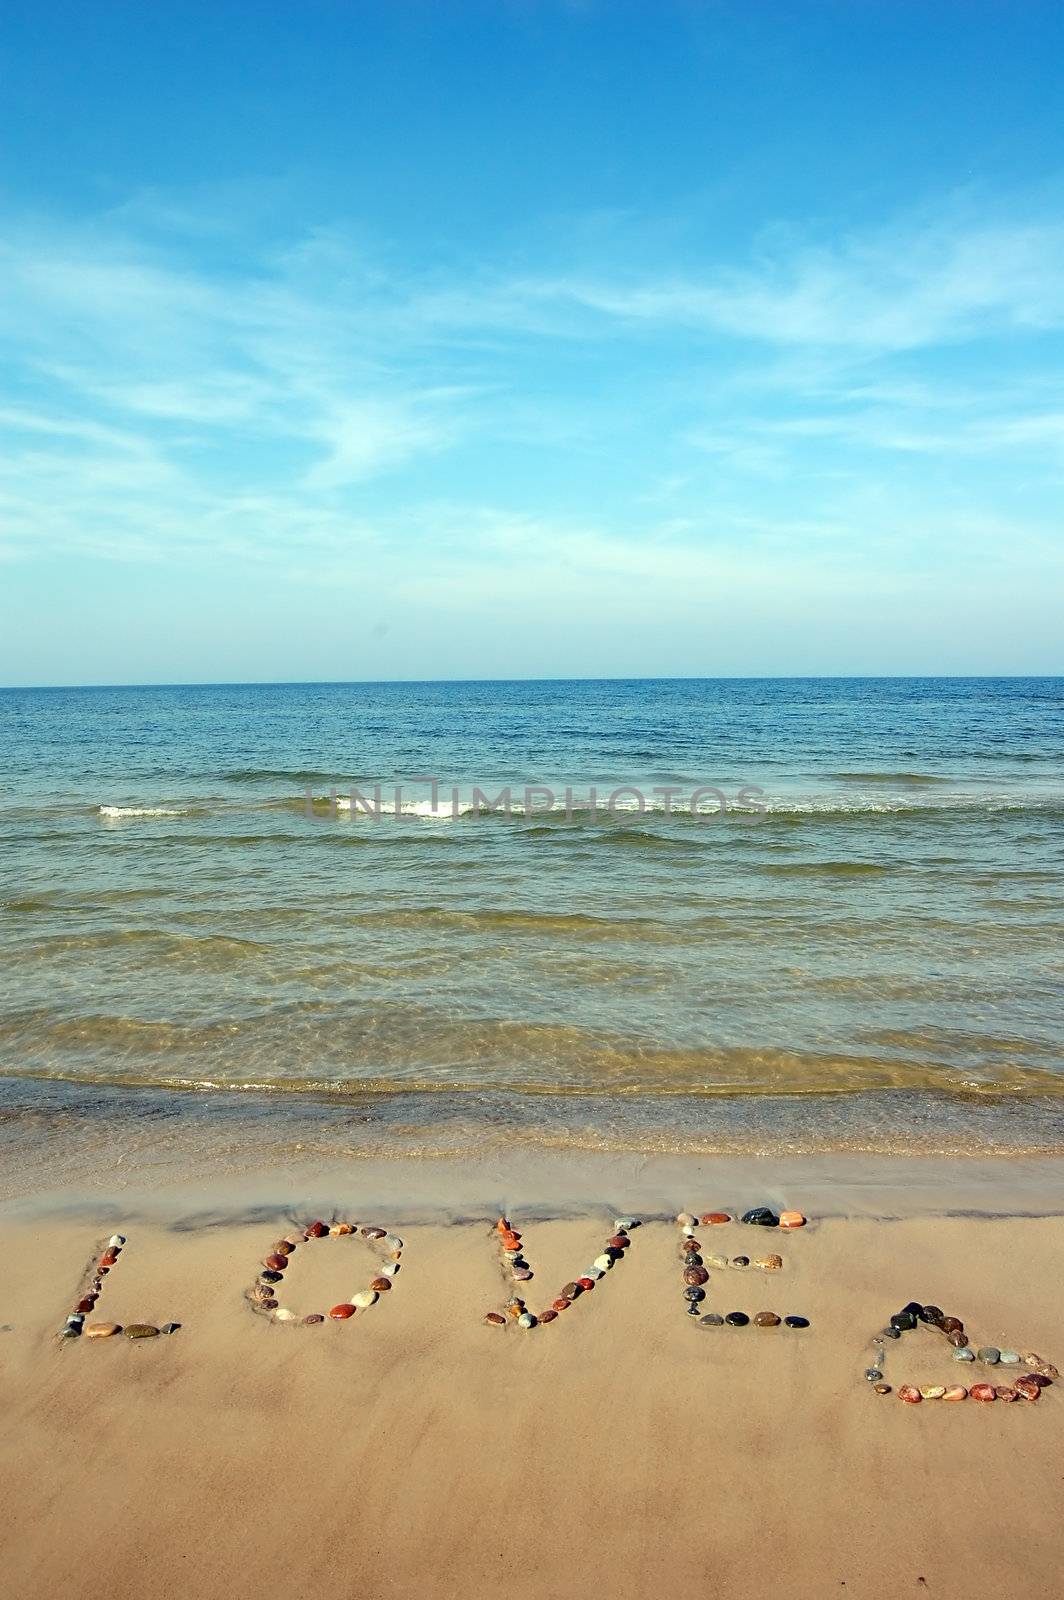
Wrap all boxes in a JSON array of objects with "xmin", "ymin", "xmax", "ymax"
[{"xmin": 0, "ymin": 678, "xmax": 1062, "ymax": 1149}]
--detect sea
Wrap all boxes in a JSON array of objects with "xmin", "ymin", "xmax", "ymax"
[{"xmin": 1, "ymin": 676, "xmax": 1062, "ymax": 1163}]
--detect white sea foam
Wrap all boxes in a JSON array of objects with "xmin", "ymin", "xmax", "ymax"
[{"xmin": 99, "ymin": 805, "xmax": 192, "ymax": 819}]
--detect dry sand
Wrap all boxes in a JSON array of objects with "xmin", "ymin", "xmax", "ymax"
[{"xmin": 2, "ymin": 1194, "xmax": 1063, "ymax": 1600}]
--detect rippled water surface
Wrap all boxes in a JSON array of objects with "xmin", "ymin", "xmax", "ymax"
[{"xmin": 1, "ymin": 678, "xmax": 1062, "ymax": 1148}]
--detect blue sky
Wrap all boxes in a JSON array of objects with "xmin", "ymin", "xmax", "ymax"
[{"xmin": 1, "ymin": 0, "xmax": 1063, "ymax": 684}]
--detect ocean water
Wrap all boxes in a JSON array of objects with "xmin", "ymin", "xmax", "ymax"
[{"xmin": 1, "ymin": 677, "xmax": 1062, "ymax": 1156}]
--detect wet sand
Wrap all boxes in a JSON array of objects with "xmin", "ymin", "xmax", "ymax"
[{"xmin": 2, "ymin": 1155, "xmax": 1064, "ymax": 1600}]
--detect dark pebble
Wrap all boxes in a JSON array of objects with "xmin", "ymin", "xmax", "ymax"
[
  {"xmin": 784, "ymin": 1316, "xmax": 810, "ymax": 1328},
  {"xmin": 684, "ymin": 1287, "xmax": 705, "ymax": 1302},
  {"xmin": 260, "ymin": 1270, "xmax": 283, "ymax": 1284},
  {"xmin": 700, "ymin": 1313, "xmax": 725, "ymax": 1326},
  {"xmin": 918, "ymin": 1305, "xmax": 944, "ymax": 1325},
  {"xmin": 740, "ymin": 1208, "xmax": 779, "ymax": 1227},
  {"xmin": 890, "ymin": 1311, "xmax": 917, "ymax": 1331},
  {"xmin": 881, "ymin": 1327, "xmax": 902, "ymax": 1340},
  {"xmin": 901, "ymin": 1301, "xmax": 923, "ymax": 1317},
  {"xmin": 160, "ymin": 1323, "xmax": 181, "ymax": 1335},
  {"xmin": 725, "ymin": 1311, "xmax": 750, "ymax": 1326}
]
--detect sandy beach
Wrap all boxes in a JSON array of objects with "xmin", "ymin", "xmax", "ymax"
[{"xmin": 3, "ymin": 1149, "xmax": 1064, "ymax": 1600}]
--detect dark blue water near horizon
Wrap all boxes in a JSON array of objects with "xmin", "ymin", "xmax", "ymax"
[{"xmin": 1, "ymin": 676, "xmax": 1062, "ymax": 1155}]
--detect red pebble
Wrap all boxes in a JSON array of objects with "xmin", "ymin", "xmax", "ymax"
[
  {"xmin": 305, "ymin": 1221, "xmax": 328, "ymax": 1238},
  {"xmin": 970, "ymin": 1383, "xmax": 997, "ymax": 1402},
  {"xmin": 264, "ymin": 1254, "xmax": 289, "ymax": 1271},
  {"xmin": 578, "ymin": 1277, "xmax": 595, "ymax": 1291},
  {"xmin": 552, "ymin": 1297, "xmax": 572, "ymax": 1311},
  {"xmin": 898, "ymin": 1385, "xmax": 922, "ymax": 1404},
  {"xmin": 485, "ymin": 1312, "xmax": 506, "ymax": 1326},
  {"xmin": 328, "ymin": 1304, "xmax": 356, "ymax": 1319},
  {"xmin": 1015, "ymin": 1377, "xmax": 1042, "ymax": 1401},
  {"xmin": 76, "ymin": 1298, "xmax": 96, "ymax": 1314},
  {"xmin": 538, "ymin": 1309, "xmax": 558, "ymax": 1323},
  {"xmin": 606, "ymin": 1236, "xmax": 628, "ymax": 1251},
  {"xmin": 702, "ymin": 1213, "xmax": 731, "ymax": 1225},
  {"xmin": 99, "ymin": 1252, "xmax": 118, "ymax": 1268}
]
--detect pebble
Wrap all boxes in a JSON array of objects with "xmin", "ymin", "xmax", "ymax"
[
  {"xmin": 485, "ymin": 1312, "xmax": 506, "ymax": 1326},
  {"xmin": 562, "ymin": 1282, "xmax": 582, "ymax": 1299},
  {"xmin": 783, "ymin": 1316, "xmax": 810, "ymax": 1329},
  {"xmin": 303, "ymin": 1314, "xmax": 325, "ymax": 1325},
  {"xmin": 593, "ymin": 1254, "xmax": 613, "ymax": 1272},
  {"xmin": 881, "ymin": 1327, "xmax": 901, "ymax": 1340},
  {"xmin": 385, "ymin": 1236, "xmax": 403, "ymax": 1251},
  {"xmin": 740, "ymin": 1208, "xmax": 779, "ymax": 1227},
  {"xmin": 995, "ymin": 1385, "xmax": 1019, "ymax": 1402},
  {"xmin": 369, "ymin": 1277, "xmax": 392, "ymax": 1292},
  {"xmin": 731, "ymin": 1256, "xmax": 750, "ymax": 1269},
  {"xmin": 778, "ymin": 1211, "xmax": 806, "ymax": 1229},
  {"xmin": 252, "ymin": 1284, "xmax": 275, "ymax": 1304},
  {"xmin": 969, "ymin": 1383, "xmax": 997, "ymax": 1402},
  {"xmin": 606, "ymin": 1236, "xmax": 628, "ymax": 1252},
  {"xmin": 264, "ymin": 1254, "xmax": 289, "ymax": 1272},
  {"xmin": 107, "ymin": 1234, "xmax": 126, "ymax": 1249},
  {"xmin": 553, "ymin": 1297, "xmax": 571, "ymax": 1311},
  {"xmin": 864, "ymin": 1367, "xmax": 884, "ymax": 1382},
  {"xmin": 702, "ymin": 1213, "xmax": 731, "ymax": 1225},
  {"xmin": 754, "ymin": 1312, "xmax": 781, "ymax": 1327},
  {"xmin": 953, "ymin": 1347, "xmax": 976, "ymax": 1361},
  {"xmin": 161, "ymin": 1323, "xmax": 180, "ymax": 1335},
  {"xmin": 1037, "ymin": 1363, "xmax": 1060, "ymax": 1380},
  {"xmin": 76, "ymin": 1298, "xmax": 96, "ymax": 1315},
  {"xmin": 59, "ymin": 1327, "xmax": 80, "ymax": 1339},
  {"xmin": 977, "ymin": 1347, "xmax": 1000, "ymax": 1365},
  {"xmin": 684, "ymin": 1287, "xmax": 705, "ymax": 1302},
  {"xmin": 99, "ymin": 1252, "xmax": 118, "ymax": 1268},
  {"xmin": 699, "ymin": 1313, "xmax": 724, "ymax": 1326},
  {"xmin": 362, "ymin": 1227, "xmax": 387, "ymax": 1240},
  {"xmin": 379, "ymin": 1262, "xmax": 400, "ymax": 1277},
  {"xmin": 260, "ymin": 1270, "xmax": 283, "ymax": 1284},
  {"xmin": 873, "ymin": 1382, "xmax": 892, "ymax": 1395},
  {"xmin": 755, "ymin": 1255, "xmax": 783, "ymax": 1271},
  {"xmin": 684, "ymin": 1266, "xmax": 709, "ymax": 1286},
  {"xmin": 578, "ymin": 1277, "xmax": 595, "ymax": 1291},
  {"xmin": 305, "ymin": 1221, "xmax": 328, "ymax": 1238},
  {"xmin": 329, "ymin": 1304, "xmax": 356, "ymax": 1319},
  {"xmin": 943, "ymin": 1386, "xmax": 968, "ymax": 1402},
  {"xmin": 585, "ymin": 1267, "xmax": 604, "ymax": 1280},
  {"xmin": 517, "ymin": 1313, "xmax": 536, "ymax": 1328},
  {"xmin": 351, "ymin": 1290, "xmax": 378, "ymax": 1309},
  {"xmin": 999, "ymin": 1350, "xmax": 1020, "ymax": 1365},
  {"xmin": 330, "ymin": 1223, "xmax": 354, "ymax": 1236},
  {"xmin": 1014, "ymin": 1376, "xmax": 1042, "ymax": 1402},
  {"xmin": 920, "ymin": 1386, "xmax": 946, "ymax": 1400},
  {"xmin": 704, "ymin": 1253, "xmax": 729, "ymax": 1271},
  {"xmin": 724, "ymin": 1311, "xmax": 749, "ymax": 1326},
  {"xmin": 257, "ymin": 1297, "xmax": 278, "ymax": 1310},
  {"xmin": 682, "ymin": 1240, "xmax": 702, "ymax": 1254},
  {"xmin": 274, "ymin": 1309, "xmax": 298, "ymax": 1322},
  {"xmin": 124, "ymin": 1325, "xmax": 160, "ymax": 1339},
  {"xmin": 918, "ymin": 1305, "xmax": 944, "ymax": 1325},
  {"xmin": 941, "ymin": 1316, "xmax": 963, "ymax": 1334},
  {"xmin": 272, "ymin": 1240, "xmax": 295, "ymax": 1255},
  {"xmin": 1022, "ymin": 1352, "xmax": 1043, "ymax": 1367},
  {"xmin": 947, "ymin": 1329, "xmax": 969, "ymax": 1348},
  {"xmin": 890, "ymin": 1311, "xmax": 917, "ymax": 1331},
  {"xmin": 898, "ymin": 1385, "xmax": 922, "ymax": 1404},
  {"xmin": 676, "ymin": 1213, "xmax": 696, "ymax": 1227},
  {"xmin": 538, "ymin": 1309, "xmax": 558, "ymax": 1323},
  {"xmin": 512, "ymin": 1267, "xmax": 532, "ymax": 1281},
  {"xmin": 84, "ymin": 1323, "xmax": 121, "ymax": 1338},
  {"xmin": 615, "ymin": 1217, "xmax": 639, "ymax": 1231}
]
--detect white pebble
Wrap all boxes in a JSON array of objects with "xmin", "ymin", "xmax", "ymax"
[
  {"xmin": 385, "ymin": 1236, "xmax": 403, "ymax": 1251},
  {"xmin": 273, "ymin": 1308, "xmax": 297, "ymax": 1322},
  {"xmin": 352, "ymin": 1290, "xmax": 378, "ymax": 1309},
  {"xmin": 593, "ymin": 1254, "xmax": 613, "ymax": 1272},
  {"xmin": 379, "ymin": 1262, "xmax": 399, "ymax": 1277},
  {"xmin": 517, "ymin": 1313, "xmax": 535, "ymax": 1328},
  {"xmin": 676, "ymin": 1213, "xmax": 695, "ymax": 1227},
  {"xmin": 107, "ymin": 1235, "xmax": 126, "ymax": 1249}
]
